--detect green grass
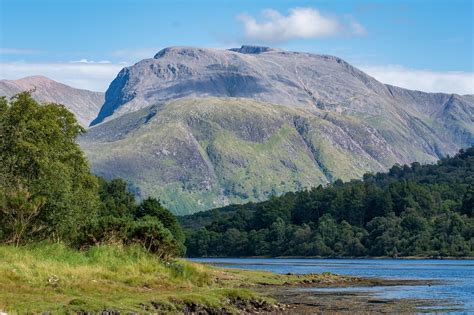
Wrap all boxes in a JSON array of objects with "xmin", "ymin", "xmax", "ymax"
[
  {"xmin": 0, "ymin": 242, "xmax": 364, "ymax": 313},
  {"xmin": 0, "ymin": 242, "xmax": 359, "ymax": 313},
  {"xmin": 0, "ymin": 243, "xmax": 272, "ymax": 313}
]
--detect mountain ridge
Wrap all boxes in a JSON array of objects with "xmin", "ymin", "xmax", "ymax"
[
  {"xmin": 0, "ymin": 76, "xmax": 104, "ymax": 127},
  {"xmin": 91, "ymin": 45, "xmax": 391, "ymax": 125}
]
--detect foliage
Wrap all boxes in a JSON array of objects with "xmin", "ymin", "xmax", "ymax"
[
  {"xmin": 82, "ymin": 178, "xmax": 185, "ymax": 256},
  {"xmin": 136, "ymin": 197, "xmax": 185, "ymax": 243},
  {"xmin": 0, "ymin": 93, "xmax": 185, "ymax": 257},
  {"xmin": 0, "ymin": 187, "xmax": 45, "ymax": 246},
  {"xmin": 183, "ymin": 148, "xmax": 474, "ymax": 257},
  {"xmin": 0, "ymin": 93, "xmax": 99, "ymax": 243}
]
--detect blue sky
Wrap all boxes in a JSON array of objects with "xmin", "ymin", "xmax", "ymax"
[{"xmin": 0, "ymin": 0, "xmax": 473, "ymax": 93}]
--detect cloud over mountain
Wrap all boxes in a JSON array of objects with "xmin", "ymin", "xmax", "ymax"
[
  {"xmin": 238, "ymin": 7, "xmax": 366, "ymax": 43},
  {"xmin": 361, "ymin": 65, "xmax": 474, "ymax": 95}
]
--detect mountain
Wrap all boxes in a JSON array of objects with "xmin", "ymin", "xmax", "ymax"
[
  {"xmin": 81, "ymin": 46, "xmax": 474, "ymax": 215},
  {"xmin": 92, "ymin": 45, "xmax": 391, "ymax": 125},
  {"xmin": 0, "ymin": 76, "xmax": 104, "ymax": 127}
]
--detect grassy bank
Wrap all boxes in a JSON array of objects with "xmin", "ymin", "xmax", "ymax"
[
  {"xmin": 0, "ymin": 244, "xmax": 360, "ymax": 313},
  {"xmin": 0, "ymin": 244, "xmax": 446, "ymax": 313},
  {"xmin": 0, "ymin": 244, "xmax": 276, "ymax": 313}
]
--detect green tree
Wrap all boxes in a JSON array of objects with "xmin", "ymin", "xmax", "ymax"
[
  {"xmin": 186, "ymin": 228, "xmax": 211, "ymax": 257},
  {"xmin": 0, "ymin": 93, "xmax": 99, "ymax": 243},
  {"xmin": 130, "ymin": 216, "xmax": 184, "ymax": 257},
  {"xmin": 223, "ymin": 228, "xmax": 248, "ymax": 256},
  {"xmin": 269, "ymin": 218, "xmax": 287, "ymax": 255},
  {"xmin": 317, "ymin": 214, "xmax": 338, "ymax": 248},
  {"xmin": 135, "ymin": 197, "xmax": 185, "ymax": 243},
  {"xmin": 366, "ymin": 214, "xmax": 401, "ymax": 257},
  {"xmin": 461, "ymin": 185, "xmax": 474, "ymax": 216},
  {"xmin": 0, "ymin": 187, "xmax": 45, "ymax": 246},
  {"xmin": 98, "ymin": 177, "xmax": 136, "ymax": 217}
]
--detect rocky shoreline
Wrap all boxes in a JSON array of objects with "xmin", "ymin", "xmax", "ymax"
[
  {"xmin": 251, "ymin": 276, "xmax": 456, "ymax": 314},
  {"xmin": 269, "ymin": 288, "xmax": 461, "ymax": 314},
  {"xmin": 138, "ymin": 271, "xmax": 453, "ymax": 314}
]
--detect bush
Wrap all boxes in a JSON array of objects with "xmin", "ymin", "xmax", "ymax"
[{"xmin": 82, "ymin": 179, "xmax": 186, "ymax": 256}]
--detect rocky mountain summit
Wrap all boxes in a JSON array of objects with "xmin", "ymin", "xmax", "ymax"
[
  {"xmin": 0, "ymin": 76, "xmax": 104, "ymax": 127},
  {"xmin": 81, "ymin": 46, "xmax": 473, "ymax": 214},
  {"xmin": 91, "ymin": 45, "xmax": 389, "ymax": 125},
  {"xmin": 90, "ymin": 45, "xmax": 472, "ymax": 131}
]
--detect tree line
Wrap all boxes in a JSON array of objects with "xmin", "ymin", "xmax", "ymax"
[
  {"xmin": 183, "ymin": 147, "xmax": 474, "ymax": 257},
  {"xmin": 0, "ymin": 93, "xmax": 184, "ymax": 257}
]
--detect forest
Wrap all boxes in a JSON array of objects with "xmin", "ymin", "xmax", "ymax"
[{"xmin": 183, "ymin": 147, "xmax": 474, "ymax": 257}]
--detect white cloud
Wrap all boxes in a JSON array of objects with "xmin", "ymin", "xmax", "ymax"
[
  {"xmin": 0, "ymin": 48, "xmax": 44, "ymax": 55},
  {"xmin": 70, "ymin": 59, "xmax": 112, "ymax": 64},
  {"xmin": 238, "ymin": 7, "xmax": 366, "ymax": 43},
  {"xmin": 0, "ymin": 62, "xmax": 125, "ymax": 91},
  {"xmin": 360, "ymin": 65, "xmax": 474, "ymax": 95}
]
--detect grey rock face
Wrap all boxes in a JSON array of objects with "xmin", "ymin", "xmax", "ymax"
[
  {"xmin": 91, "ymin": 45, "xmax": 391, "ymax": 125},
  {"xmin": 0, "ymin": 76, "xmax": 104, "ymax": 127},
  {"xmin": 228, "ymin": 45, "xmax": 280, "ymax": 54},
  {"xmin": 91, "ymin": 45, "xmax": 472, "ymax": 154}
]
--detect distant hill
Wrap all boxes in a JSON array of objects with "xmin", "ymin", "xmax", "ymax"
[
  {"xmin": 0, "ymin": 76, "xmax": 104, "ymax": 127},
  {"xmin": 81, "ymin": 46, "xmax": 473, "ymax": 214}
]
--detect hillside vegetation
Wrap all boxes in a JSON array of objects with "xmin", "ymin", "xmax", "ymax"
[
  {"xmin": 183, "ymin": 148, "xmax": 474, "ymax": 257},
  {"xmin": 0, "ymin": 76, "xmax": 103, "ymax": 127},
  {"xmin": 81, "ymin": 97, "xmax": 435, "ymax": 215}
]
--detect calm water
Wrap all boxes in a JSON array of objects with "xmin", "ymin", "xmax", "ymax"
[{"xmin": 190, "ymin": 258, "xmax": 474, "ymax": 313}]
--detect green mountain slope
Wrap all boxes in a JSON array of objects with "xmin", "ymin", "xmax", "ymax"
[{"xmin": 80, "ymin": 97, "xmax": 465, "ymax": 215}]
